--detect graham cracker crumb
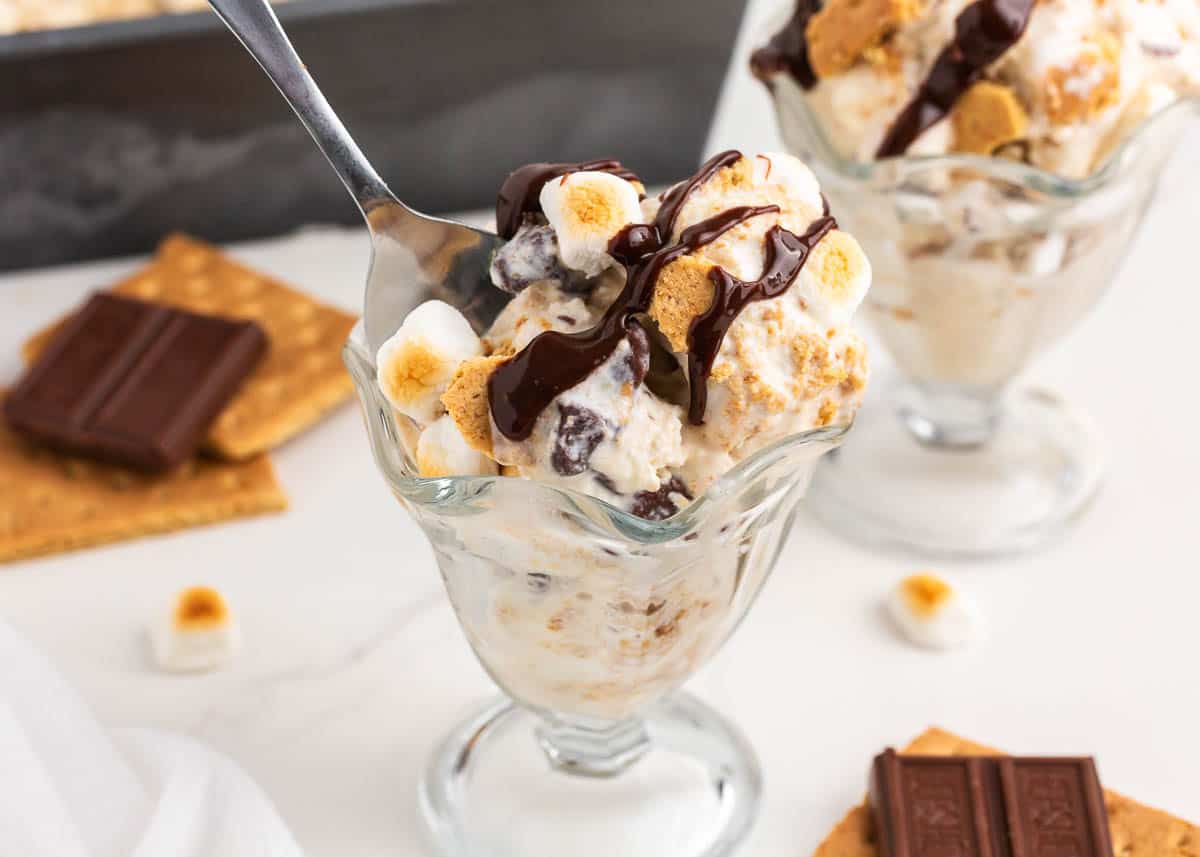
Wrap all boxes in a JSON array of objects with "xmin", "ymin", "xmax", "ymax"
[
  {"xmin": 1043, "ymin": 32, "xmax": 1122, "ymax": 124},
  {"xmin": 441, "ymin": 355, "xmax": 508, "ymax": 457},
  {"xmin": 951, "ymin": 82, "xmax": 1030, "ymax": 155},
  {"xmin": 806, "ymin": 0, "xmax": 922, "ymax": 79},
  {"xmin": 790, "ymin": 333, "xmax": 846, "ymax": 396}
]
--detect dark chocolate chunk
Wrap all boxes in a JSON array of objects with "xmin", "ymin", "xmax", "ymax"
[
  {"xmin": 594, "ymin": 472, "xmax": 621, "ymax": 496},
  {"xmin": 3, "ymin": 293, "xmax": 267, "ymax": 472},
  {"xmin": 490, "ymin": 223, "xmax": 590, "ymax": 295},
  {"xmin": 630, "ymin": 476, "xmax": 692, "ymax": 521},
  {"xmin": 616, "ymin": 322, "xmax": 650, "ymax": 387},
  {"xmin": 550, "ymin": 403, "xmax": 607, "ymax": 476},
  {"xmin": 870, "ymin": 749, "xmax": 1114, "ymax": 857}
]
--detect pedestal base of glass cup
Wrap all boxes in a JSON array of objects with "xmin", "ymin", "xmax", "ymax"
[
  {"xmin": 808, "ymin": 379, "xmax": 1105, "ymax": 558},
  {"xmin": 419, "ymin": 694, "xmax": 761, "ymax": 857}
]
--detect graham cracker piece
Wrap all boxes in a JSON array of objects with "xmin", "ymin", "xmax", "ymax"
[
  {"xmin": 812, "ymin": 727, "xmax": 1198, "ymax": 857},
  {"xmin": 23, "ymin": 234, "xmax": 358, "ymax": 461},
  {"xmin": 649, "ymin": 255, "xmax": 718, "ymax": 353},
  {"xmin": 806, "ymin": 0, "xmax": 922, "ymax": 79},
  {"xmin": 0, "ymin": 397, "xmax": 287, "ymax": 564},
  {"xmin": 952, "ymin": 81, "xmax": 1030, "ymax": 155},
  {"xmin": 441, "ymin": 355, "xmax": 508, "ymax": 457}
]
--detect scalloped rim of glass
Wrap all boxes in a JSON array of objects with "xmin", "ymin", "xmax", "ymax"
[
  {"xmin": 343, "ymin": 324, "xmax": 850, "ymax": 542},
  {"xmin": 772, "ymin": 75, "xmax": 1199, "ymax": 196}
]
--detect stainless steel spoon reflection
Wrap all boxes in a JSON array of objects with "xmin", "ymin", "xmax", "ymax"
[{"xmin": 208, "ymin": 0, "xmax": 508, "ymax": 353}]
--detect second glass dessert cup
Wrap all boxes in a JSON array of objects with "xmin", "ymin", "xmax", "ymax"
[
  {"xmin": 771, "ymin": 82, "xmax": 1197, "ymax": 557},
  {"xmin": 344, "ymin": 325, "xmax": 846, "ymax": 857}
]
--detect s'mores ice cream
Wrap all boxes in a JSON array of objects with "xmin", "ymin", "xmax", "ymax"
[
  {"xmin": 375, "ymin": 151, "xmax": 871, "ymax": 519},
  {"xmin": 753, "ymin": 0, "xmax": 1199, "ymax": 178}
]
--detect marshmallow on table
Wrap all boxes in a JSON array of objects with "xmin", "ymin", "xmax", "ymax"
[
  {"xmin": 376, "ymin": 300, "xmax": 483, "ymax": 425},
  {"xmin": 887, "ymin": 572, "xmax": 983, "ymax": 651},
  {"xmin": 151, "ymin": 586, "xmax": 240, "ymax": 673},
  {"xmin": 417, "ymin": 414, "xmax": 499, "ymax": 477},
  {"xmin": 540, "ymin": 171, "xmax": 643, "ymax": 276}
]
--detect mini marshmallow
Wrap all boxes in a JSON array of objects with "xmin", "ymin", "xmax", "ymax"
[
  {"xmin": 751, "ymin": 151, "xmax": 824, "ymax": 214},
  {"xmin": 540, "ymin": 171, "xmax": 643, "ymax": 277},
  {"xmin": 377, "ymin": 300, "xmax": 483, "ymax": 425},
  {"xmin": 151, "ymin": 586, "xmax": 240, "ymax": 672},
  {"xmin": 887, "ymin": 572, "xmax": 983, "ymax": 651},
  {"xmin": 795, "ymin": 229, "xmax": 872, "ymax": 327},
  {"xmin": 417, "ymin": 414, "xmax": 499, "ymax": 477}
]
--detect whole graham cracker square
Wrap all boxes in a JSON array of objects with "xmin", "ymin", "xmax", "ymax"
[
  {"xmin": 0, "ymin": 396, "xmax": 287, "ymax": 563},
  {"xmin": 23, "ymin": 234, "xmax": 358, "ymax": 461},
  {"xmin": 813, "ymin": 728, "xmax": 1197, "ymax": 857}
]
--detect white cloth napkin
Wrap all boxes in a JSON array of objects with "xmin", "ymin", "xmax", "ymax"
[{"xmin": 0, "ymin": 621, "xmax": 303, "ymax": 857}]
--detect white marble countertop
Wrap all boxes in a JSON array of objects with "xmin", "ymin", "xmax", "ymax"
[{"xmin": 3, "ymin": 1, "xmax": 1199, "ymax": 854}]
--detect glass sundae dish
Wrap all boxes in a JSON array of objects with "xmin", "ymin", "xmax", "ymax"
[
  {"xmin": 343, "ymin": 151, "xmax": 870, "ymax": 857},
  {"xmin": 753, "ymin": 0, "xmax": 1199, "ymax": 556}
]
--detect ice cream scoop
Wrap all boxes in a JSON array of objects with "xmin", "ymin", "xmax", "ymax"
[{"xmin": 403, "ymin": 150, "xmax": 871, "ymax": 516}]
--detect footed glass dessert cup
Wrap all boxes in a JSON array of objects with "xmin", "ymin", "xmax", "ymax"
[
  {"xmin": 770, "ymin": 81, "xmax": 1198, "ymax": 557},
  {"xmin": 344, "ymin": 323, "xmax": 846, "ymax": 857}
]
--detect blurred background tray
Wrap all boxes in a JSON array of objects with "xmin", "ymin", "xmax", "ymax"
[{"xmin": 0, "ymin": 0, "xmax": 748, "ymax": 271}]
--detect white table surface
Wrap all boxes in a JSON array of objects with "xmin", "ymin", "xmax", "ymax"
[{"xmin": 3, "ymin": 1, "xmax": 1199, "ymax": 853}]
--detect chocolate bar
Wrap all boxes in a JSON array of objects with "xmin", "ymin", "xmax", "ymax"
[
  {"xmin": 870, "ymin": 748, "xmax": 1114, "ymax": 857},
  {"xmin": 4, "ymin": 293, "xmax": 266, "ymax": 472}
]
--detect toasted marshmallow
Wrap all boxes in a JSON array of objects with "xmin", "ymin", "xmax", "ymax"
[
  {"xmin": 377, "ymin": 300, "xmax": 483, "ymax": 424},
  {"xmin": 0, "ymin": 4, "xmax": 18, "ymax": 35},
  {"xmin": 540, "ymin": 171, "xmax": 643, "ymax": 276},
  {"xmin": 417, "ymin": 414, "xmax": 499, "ymax": 477},
  {"xmin": 795, "ymin": 229, "xmax": 871, "ymax": 327},
  {"xmin": 151, "ymin": 586, "xmax": 240, "ymax": 672},
  {"xmin": 751, "ymin": 151, "xmax": 824, "ymax": 213},
  {"xmin": 887, "ymin": 572, "xmax": 982, "ymax": 651}
]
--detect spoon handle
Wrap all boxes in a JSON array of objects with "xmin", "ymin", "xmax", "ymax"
[{"xmin": 208, "ymin": 0, "xmax": 393, "ymax": 213}]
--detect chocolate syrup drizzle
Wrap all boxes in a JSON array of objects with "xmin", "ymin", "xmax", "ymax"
[
  {"xmin": 495, "ymin": 160, "xmax": 642, "ymax": 240},
  {"xmin": 752, "ymin": 0, "xmax": 1035, "ymax": 156},
  {"xmin": 687, "ymin": 217, "xmax": 835, "ymax": 424},
  {"xmin": 875, "ymin": 0, "xmax": 1035, "ymax": 157},
  {"xmin": 750, "ymin": 0, "xmax": 824, "ymax": 89},
  {"xmin": 487, "ymin": 150, "xmax": 838, "ymax": 440}
]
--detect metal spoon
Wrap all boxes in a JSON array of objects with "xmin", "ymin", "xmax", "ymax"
[{"xmin": 208, "ymin": 0, "xmax": 508, "ymax": 352}]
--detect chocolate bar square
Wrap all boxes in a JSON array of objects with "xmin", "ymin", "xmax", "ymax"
[
  {"xmin": 870, "ymin": 748, "xmax": 1114, "ymax": 857},
  {"xmin": 4, "ymin": 293, "xmax": 266, "ymax": 472}
]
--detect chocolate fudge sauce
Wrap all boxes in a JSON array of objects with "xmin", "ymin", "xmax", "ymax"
[
  {"xmin": 750, "ymin": 0, "xmax": 824, "ymax": 89},
  {"xmin": 495, "ymin": 160, "xmax": 642, "ymax": 240},
  {"xmin": 488, "ymin": 149, "xmax": 834, "ymax": 439},
  {"xmin": 875, "ymin": 0, "xmax": 1035, "ymax": 157},
  {"xmin": 687, "ymin": 216, "xmax": 835, "ymax": 424}
]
